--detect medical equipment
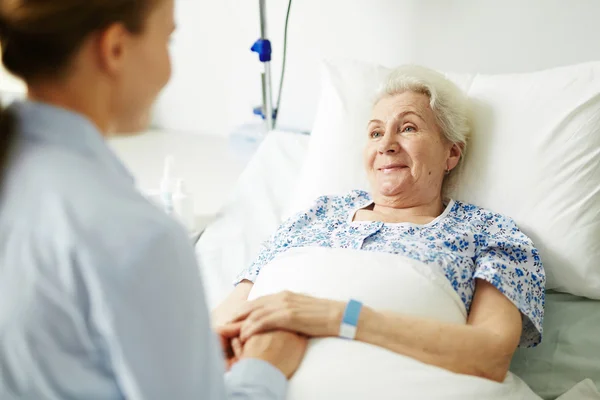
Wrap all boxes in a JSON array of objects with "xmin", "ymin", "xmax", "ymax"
[
  {"xmin": 251, "ymin": 0, "xmax": 274, "ymax": 131},
  {"xmin": 157, "ymin": 156, "xmax": 196, "ymax": 232},
  {"xmin": 339, "ymin": 299, "xmax": 362, "ymax": 340},
  {"xmin": 251, "ymin": 0, "xmax": 293, "ymax": 131}
]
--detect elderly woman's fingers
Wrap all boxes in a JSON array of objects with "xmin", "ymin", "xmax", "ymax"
[
  {"xmin": 230, "ymin": 291, "xmax": 297, "ymax": 323},
  {"xmin": 230, "ymin": 294, "xmax": 276, "ymax": 322},
  {"xmin": 240, "ymin": 309, "xmax": 295, "ymax": 342},
  {"xmin": 229, "ymin": 302, "xmax": 258, "ymax": 323},
  {"xmin": 239, "ymin": 307, "xmax": 276, "ymax": 340}
]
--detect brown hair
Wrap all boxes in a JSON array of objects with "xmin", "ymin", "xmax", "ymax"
[{"xmin": 0, "ymin": 0, "xmax": 158, "ymax": 187}]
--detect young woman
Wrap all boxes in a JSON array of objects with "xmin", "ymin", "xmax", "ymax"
[{"xmin": 0, "ymin": 1, "xmax": 306, "ymax": 399}]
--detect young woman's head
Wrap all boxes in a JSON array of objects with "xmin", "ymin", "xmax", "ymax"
[
  {"xmin": 0, "ymin": 0, "xmax": 175, "ymax": 182},
  {"xmin": 1, "ymin": 0, "xmax": 175, "ymax": 132}
]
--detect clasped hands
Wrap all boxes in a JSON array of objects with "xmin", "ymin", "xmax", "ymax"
[{"xmin": 216, "ymin": 291, "xmax": 345, "ymax": 377}]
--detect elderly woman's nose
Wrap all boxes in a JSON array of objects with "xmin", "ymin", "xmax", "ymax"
[{"xmin": 378, "ymin": 133, "xmax": 400, "ymax": 154}]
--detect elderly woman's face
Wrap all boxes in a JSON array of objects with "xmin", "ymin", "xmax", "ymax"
[{"xmin": 364, "ymin": 91, "xmax": 457, "ymax": 203}]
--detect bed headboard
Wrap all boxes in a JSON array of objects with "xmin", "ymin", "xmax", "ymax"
[{"xmin": 278, "ymin": 0, "xmax": 600, "ymax": 132}]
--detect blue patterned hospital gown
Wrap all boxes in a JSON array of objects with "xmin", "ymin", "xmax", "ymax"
[{"xmin": 236, "ymin": 190, "xmax": 545, "ymax": 347}]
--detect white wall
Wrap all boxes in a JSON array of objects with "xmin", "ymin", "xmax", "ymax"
[
  {"xmin": 5, "ymin": 1, "xmax": 594, "ymax": 136},
  {"xmin": 279, "ymin": 0, "xmax": 600, "ymax": 132},
  {"xmin": 4, "ymin": 1, "xmax": 599, "ymax": 136},
  {"xmin": 156, "ymin": 0, "xmax": 600, "ymax": 136}
]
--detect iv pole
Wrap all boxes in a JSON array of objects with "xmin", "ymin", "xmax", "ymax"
[{"xmin": 251, "ymin": 0, "xmax": 275, "ymax": 131}]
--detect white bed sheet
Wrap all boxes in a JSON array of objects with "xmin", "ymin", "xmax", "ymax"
[{"xmin": 195, "ymin": 130, "xmax": 310, "ymax": 310}]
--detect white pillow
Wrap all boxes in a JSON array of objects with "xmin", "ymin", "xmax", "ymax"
[{"xmin": 285, "ymin": 59, "xmax": 600, "ymax": 299}]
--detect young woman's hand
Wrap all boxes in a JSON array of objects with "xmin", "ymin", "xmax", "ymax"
[{"xmin": 241, "ymin": 331, "xmax": 308, "ymax": 379}]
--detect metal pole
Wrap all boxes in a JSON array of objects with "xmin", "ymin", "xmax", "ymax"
[
  {"xmin": 259, "ymin": 0, "xmax": 267, "ymax": 38},
  {"xmin": 259, "ymin": 0, "xmax": 274, "ymax": 130}
]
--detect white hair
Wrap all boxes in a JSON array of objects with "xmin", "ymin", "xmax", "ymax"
[{"xmin": 376, "ymin": 65, "xmax": 471, "ymax": 195}]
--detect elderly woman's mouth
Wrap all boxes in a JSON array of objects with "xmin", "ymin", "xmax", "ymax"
[{"xmin": 379, "ymin": 164, "xmax": 408, "ymax": 174}]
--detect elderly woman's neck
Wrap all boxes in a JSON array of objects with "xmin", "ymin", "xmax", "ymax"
[{"xmin": 370, "ymin": 195, "xmax": 446, "ymax": 224}]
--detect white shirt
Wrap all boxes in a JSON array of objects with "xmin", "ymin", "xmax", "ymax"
[{"xmin": 0, "ymin": 101, "xmax": 286, "ymax": 399}]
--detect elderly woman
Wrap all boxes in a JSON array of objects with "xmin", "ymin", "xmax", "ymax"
[{"xmin": 216, "ymin": 65, "xmax": 545, "ymax": 385}]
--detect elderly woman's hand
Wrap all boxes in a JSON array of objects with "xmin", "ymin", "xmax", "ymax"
[{"xmin": 225, "ymin": 291, "xmax": 346, "ymax": 342}]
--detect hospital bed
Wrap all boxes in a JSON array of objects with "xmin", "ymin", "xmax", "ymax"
[
  {"xmin": 196, "ymin": 128, "xmax": 600, "ymax": 399},
  {"xmin": 198, "ymin": 126, "xmax": 600, "ymax": 399},
  {"xmin": 196, "ymin": 130, "xmax": 309, "ymax": 309},
  {"xmin": 196, "ymin": 120, "xmax": 600, "ymax": 399},
  {"xmin": 194, "ymin": 2, "xmax": 600, "ymax": 397}
]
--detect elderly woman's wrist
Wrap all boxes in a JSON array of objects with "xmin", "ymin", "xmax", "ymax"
[{"xmin": 328, "ymin": 301, "xmax": 346, "ymax": 336}]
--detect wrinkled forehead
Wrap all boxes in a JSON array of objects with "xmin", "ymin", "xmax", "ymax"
[{"xmin": 370, "ymin": 91, "xmax": 434, "ymax": 125}]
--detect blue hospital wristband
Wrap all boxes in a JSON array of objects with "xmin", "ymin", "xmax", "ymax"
[{"xmin": 339, "ymin": 299, "xmax": 363, "ymax": 340}]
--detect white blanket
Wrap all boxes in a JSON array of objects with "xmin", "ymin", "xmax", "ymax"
[{"xmin": 248, "ymin": 247, "xmax": 543, "ymax": 400}]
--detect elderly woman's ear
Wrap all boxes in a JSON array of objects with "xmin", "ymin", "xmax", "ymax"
[{"xmin": 446, "ymin": 142, "xmax": 463, "ymax": 173}]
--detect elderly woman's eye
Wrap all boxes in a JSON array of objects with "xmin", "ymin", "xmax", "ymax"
[
  {"xmin": 402, "ymin": 126, "xmax": 416, "ymax": 133},
  {"xmin": 370, "ymin": 131, "xmax": 382, "ymax": 138}
]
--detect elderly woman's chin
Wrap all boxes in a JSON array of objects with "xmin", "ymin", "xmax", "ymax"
[{"xmin": 372, "ymin": 176, "xmax": 409, "ymax": 197}]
